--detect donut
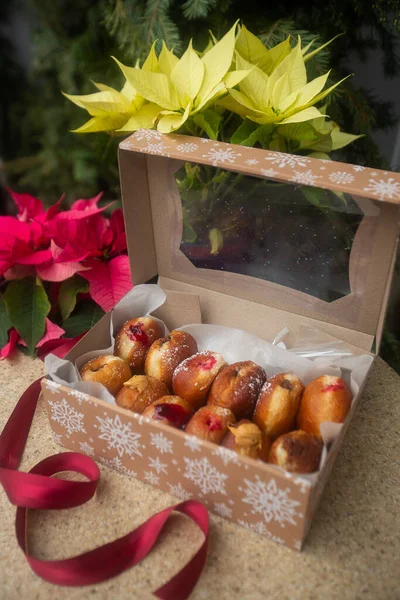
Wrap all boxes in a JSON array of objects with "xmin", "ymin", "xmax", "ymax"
[
  {"xmin": 172, "ymin": 351, "xmax": 226, "ymax": 410},
  {"xmin": 144, "ymin": 330, "xmax": 198, "ymax": 389},
  {"xmin": 297, "ymin": 375, "xmax": 352, "ymax": 439},
  {"xmin": 115, "ymin": 375, "xmax": 169, "ymax": 414},
  {"xmin": 253, "ymin": 373, "xmax": 305, "ymax": 440},
  {"xmin": 221, "ymin": 419, "xmax": 271, "ymax": 461},
  {"xmin": 207, "ymin": 361, "xmax": 266, "ymax": 419},
  {"xmin": 114, "ymin": 316, "xmax": 163, "ymax": 373},
  {"xmin": 142, "ymin": 395, "xmax": 194, "ymax": 429},
  {"xmin": 268, "ymin": 430, "xmax": 323, "ymax": 473},
  {"xmin": 184, "ymin": 405, "xmax": 236, "ymax": 444},
  {"xmin": 80, "ymin": 355, "xmax": 131, "ymax": 396}
]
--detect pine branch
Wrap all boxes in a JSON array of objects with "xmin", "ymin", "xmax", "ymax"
[{"xmin": 182, "ymin": 0, "xmax": 218, "ymax": 20}]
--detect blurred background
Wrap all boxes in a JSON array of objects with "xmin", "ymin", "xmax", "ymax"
[{"xmin": 1, "ymin": 0, "xmax": 399, "ymax": 369}]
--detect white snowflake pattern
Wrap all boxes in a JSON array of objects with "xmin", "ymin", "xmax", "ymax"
[
  {"xmin": 167, "ymin": 482, "xmax": 192, "ymax": 501},
  {"xmin": 148, "ymin": 456, "xmax": 168, "ymax": 475},
  {"xmin": 150, "ymin": 432, "xmax": 173, "ymax": 454},
  {"xmin": 240, "ymin": 476, "xmax": 300, "ymax": 527},
  {"xmin": 201, "ymin": 138, "xmax": 213, "ymax": 143},
  {"xmin": 203, "ymin": 147, "xmax": 240, "ymax": 167},
  {"xmin": 52, "ymin": 432, "xmax": 63, "ymax": 445},
  {"xmin": 290, "ymin": 170, "xmax": 321, "ymax": 186},
  {"xmin": 66, "ymin": 388, "xmax": 90, "ymax": 405},
  {"xmin": 184, "ymin": 435, "xmax": 202, "ymax": 452},
  {"xmin": 184, "ymin": 457, "xmax": 228, "ymax": 495},
  {"xmin": 245, "ymin": 158, "xmax": 259, "ymax": 166},
  {"xmin": 293, "ymin": 477, "xmax": 312, "ymax": 494},
  {"xmin": 134, "ymin": 129, "xmax": 162, "ymax": 141},
  {"xmin": 214, "ymin": 502, "xmax": 232, "ymax": 518},
  {"xmin": 212, "ymin": 446, "xmax": 240, "ymax": 466},
  {"xmin": 95, "ymin": 414, "xmax": 142, "ymax": 458},
  {"xmin": 48, "ymin": 398, "xmax": 86, "ymax": 436},
  {"xmin": 364, "ymin": 177, "xmax": 400, "ymax": 200},
  {"xmin": 264, "ymin": 152, "xmax": 310, "ymax": 169},
  {"xmin": 79, "ymin": 442, "xmax": 94, "ymax": 455},
  {"xmin": 261, "ymin": 168, "xmax": 278, "ymax": 178},
  {"xmin": 237, "ymin": 520, "xmax": 267, "ymax": 536},
  {"xmin": 143, "ymin": 142, "xmax": 167, "ymax": 155},
  {"xmin": 328, "ymin": 171, "xmax": 355, "ymax": 185},
  {"xmin": 176, "ymin": 142, "xmax": 199, "ymax": 153},
  {"xmin": 44, "ymin": 379, "xmax": 62, "ymax": 394},
  {"xmin": 144, "ymin": 471, "xmax": 160, "ymax": 485},
  {"xmin": 352, "ymin": 165, "xmax": 366, "ymax": 172},
  {"xmin": 98, "ymin": 456, "xmax": 137, "ymax": 478}
]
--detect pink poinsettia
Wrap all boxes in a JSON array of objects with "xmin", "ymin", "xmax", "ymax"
[{"xmin": 0, "ymin": 189, "xmax": 133, "ymax": 358}]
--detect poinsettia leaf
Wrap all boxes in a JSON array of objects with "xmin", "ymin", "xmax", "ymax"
[
  {"xmin": 37, "ymin": 261, "xmax": 87, "ymax": 282},
  {"xmin": 4, "ymin": 278, "xmax": 50, "ymax": 355},
  {"xmin": 231, "ymin": 120, "xmax": 274, "ymax": 147},
  {"xmin": 63, "ymin": 301, "xmax": 105, "ymax": 337},
  {"xmin": 0, "ymin": 294, "xmax": 12, "ymax": 348},
  {"xmin": 59, "ymin": 275, "xmax": 89, "ymax": 320},
  {"xmin": 81, "ymin": 255, "xmax": 132, "ymax": 312},
  {"xmin": 6, "ymin": 189, "xmax": 44, "ymax": 220},
  {"xmin": 37, "ymin": 333, "xmax": 85, "ymax": 360},
  {"xmin": 193, "ymin": 109, "xmax": 222, "ymax": 140},
  {"xmin": 36, "ymin": 318, "xmax": 65, "ymax": 348}
]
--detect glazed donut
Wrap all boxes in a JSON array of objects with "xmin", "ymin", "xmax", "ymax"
[
  {"xmin": 114, "ymin": 316, "xmax": 163, "ymax": 373},
  {"xmin": 115, "ymin": 375, "xmax": 169, "ymax": 414},
  {"xmin": 185, "ymin": 405, "xmax": 236, "ymax": 444},
  {"xmin": 221, "ymin": 419, "xmax": 271, "ymax": 461},
  {"xmin": 172, "ymin": 351, "xmax": 226, "ymax": 410},
  {"xmin": 80, "ymin": 355, "xmax": 131, "ymax": 396},
  {"xmin": 207, "ymin": 361, "xmax": 266, "ymax": 419},
  {"xmin": 253, "ymin": 373, "xmax": 304, "ymax": 440},
  {"xmin": 268, "ymin": 430, "xmax": 323, "ymax": 473},
  {"xmin": 297, "ymin": 375, "xmax": 352, "ymax": 439},
  {"xmin": 144, "ymin": 330, "xmax": 198, "ymax": 389},
  {"xmin": 142, "ymin": 395, "xmax": 194, "ymax": 429}
]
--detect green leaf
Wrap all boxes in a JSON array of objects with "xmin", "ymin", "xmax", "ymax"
[
  {"xmin": 182, "ymin": 206, "xmax": 198, "ymax": 244},
  {"xmin": 4, "ymin": 278, "xmax": 50, "ymax": 355},
  {"xmin": 63, "ymin": 301, "xmax": 105, "ymax": 337},
  {"xmin": 277, "ymin": 122, "xmax": 320, "ymax": 142},
  {"xmin": 231, "ymin": 120, "xmax": 274, "ymax": 147},
  {"xmin": 209, "ymin": 228, "xmax": 223, "ymax": 255},
  {"xmin": 59, "ymin": 275, "xmax": 89, "ymax": 321},
  {"xmin": 193, "ymin": 109, "xmax": 222, "ymax": 140},
  {"xmin": 0, "ymin": 294, "xmax": 12, "ymax": 348}
]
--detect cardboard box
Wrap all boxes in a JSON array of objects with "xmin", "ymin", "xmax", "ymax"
[{"xmin": 42, "ymin": 132, "xmax": 400, "ymax": 550}]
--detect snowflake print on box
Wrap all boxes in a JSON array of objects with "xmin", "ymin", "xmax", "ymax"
[
  {"xmin": 148, "ymin": 456, "xmax": 168, "ymax": 475},
  {"xmin": 212, "ymin": 446, "xmax": 240, "ymax": 466},
  {"xmin": 98, "ymin": 456, "xmax": 137, "ymax": 478},
  {"xmin": 176, "ymin": 142, "xmax": 199, "ymax": 153},
  {"xmin": 143, "ymin": 142, "xmax": 167, "ymax": 155},
  {"xmin": 44, "ymin": 379, "xmax": 62, "ymax": 394},
  {"xmin": 150, "ymin": 432, "xmax": 173, "ymax": 454},
  {"xmin": 66, "ymin": 388, "xmax": 90, "ymax": 405},
  {"xmin": 95, "ymin": 413, "xmax": 143, "ymax": 458},
  {"xmin": 290, "ymin": 170, "xmax": 320, "ymax": 186},
  {"xmin": 184, "ymin": 457, "xmax": 228, "ymax": 496},
  {"xmin": 264, "ymin": 152, "xmax": 310, "ymax": 169},
  {"xmin": 329, "ymin": 171, "xmax": 355, "ymax": 185},
  {"xmin": 240, "ymin": 476, "xmax": 301, "ymax": 527},
  {"xmin": 48, "ymin": 398, "xmax": 86, "ymax": 436},
  {"xmin": 364, "ymin": 177, "xmax": 400, "ymax": 200},
  {"xmin": 184, "ymin": 434, "xmax": 202, "ymax": 452},
  {"xmin": 133, "ymin": 129, "xmax": 163, "ymax": 141},
  {"xmin": 214, "ymin": 502, "xmax": 232, "ymax": 518},
  {"xmin": 79, "ymin": 441, "xmax": 94, "ymax": 455},
  {"xmin": 144, "ymin": 471, "xmax": 160, "ymax": 486},
  {"xmin": 203, "ymin": 147, "xmax": 240, "ymax": 167},
  {"xmin": 168, "ymin": 482, "xmax": 192, "ymax": 501}
]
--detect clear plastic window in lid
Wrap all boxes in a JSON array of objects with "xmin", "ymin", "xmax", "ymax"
[{"xmin": 175, "ymin": 163, "xmax": 370, "ymax": 303}]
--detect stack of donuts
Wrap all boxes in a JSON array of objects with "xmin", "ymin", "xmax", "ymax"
[{"xmin": 80, "ymin": 316, "xmax": 353, "ymax": 474}]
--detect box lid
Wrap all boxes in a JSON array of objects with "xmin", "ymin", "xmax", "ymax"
[{"xmin": 118, "ymin": 132, "xmax": 399, "ymax": 352}]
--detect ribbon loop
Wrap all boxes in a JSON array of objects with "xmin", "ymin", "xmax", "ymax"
[{"xmin": 0, "ymin": 378, "xmax": 209, "ymax": 599}]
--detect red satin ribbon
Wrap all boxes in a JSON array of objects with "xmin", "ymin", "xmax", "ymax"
[{"xmin": 0, "ymin": 378, "xmax": 209, "ymax": 599}]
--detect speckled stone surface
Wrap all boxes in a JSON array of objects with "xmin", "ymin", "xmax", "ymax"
[{"xmin": 0, "ymin": 353, "xmax": 399, "ymax": 600}]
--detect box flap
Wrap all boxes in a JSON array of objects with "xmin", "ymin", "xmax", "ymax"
[{"xmin": 118, "ymin": 133, "xmax": 399, "ymax": 347}]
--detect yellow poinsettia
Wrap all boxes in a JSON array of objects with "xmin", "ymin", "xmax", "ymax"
[
  {"xmin": 114, "ymin": 21, "xmax": 249, "ymax": 134},
  {"xmin": 220, "ymin": 28, "xmax": 348, "ymax": 126},
  {"xmin": 63, "ymin": 46, "xmax": 163, "ymax": 133}
]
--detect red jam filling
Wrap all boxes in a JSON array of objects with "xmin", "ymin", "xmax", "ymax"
[
  {"xmin": 128, "ymin": 322, "xmax": 149, "ymax": 346},
  {"xmin": 197, "ymin": 356, "xmax": 217, "ymax": 371},
  {"xmin": 153, "ymin": 403, "xmax": 191, "ymax": 429},
  {"xmin": 322, "ymin": 382, "xmax": 345, "ymax": 392},
  {"xmin": 205, "ymin": 416, "xmax": 223, "ymax": 431}
]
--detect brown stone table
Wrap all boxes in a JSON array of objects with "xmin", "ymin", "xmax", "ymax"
[{"xmin": 1, "ymin": 353, "xmax": 399, "ymax": 600}]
